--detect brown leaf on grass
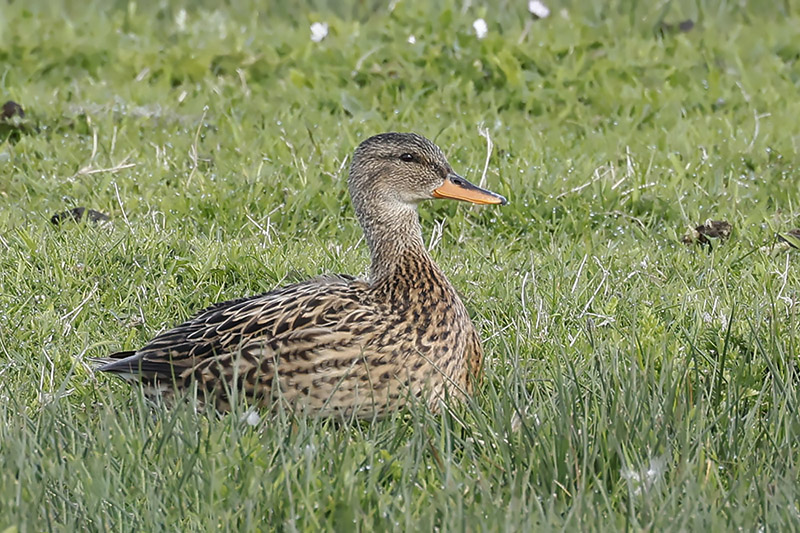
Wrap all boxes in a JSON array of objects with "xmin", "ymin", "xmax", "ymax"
[
  {"xmin": 682, "ymin": 220, "xmax": 732, "ymax": 248},
  {"xmin": 777, "ymin": 229, "xmax": 800, "ymax": 249},
  {"xmin": 761, "ymin": 229, "xmax": 800, "ymax": 256},
  {"xmin": 758, "ymin": 229, "xmax": 800, "ymax": 256}
]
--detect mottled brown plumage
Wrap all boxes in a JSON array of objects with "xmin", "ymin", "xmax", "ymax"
[{"xmin": 96, "ymin": 132, "xmax": 506, "ymax": 418}]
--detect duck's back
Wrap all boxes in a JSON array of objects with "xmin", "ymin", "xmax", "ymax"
[{"xmin": 98, "ymin": 270, "xmax": 481, "ymax": 417}]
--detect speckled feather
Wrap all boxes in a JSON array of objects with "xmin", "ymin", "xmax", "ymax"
[{"xmin": 96, "ymin": 133, "xmax": 501, "ymax": 418}]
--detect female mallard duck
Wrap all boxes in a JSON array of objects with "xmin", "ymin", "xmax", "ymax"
[{"xmin": 96, "ymin": 132, "xmax": 506, "ymax": 418}]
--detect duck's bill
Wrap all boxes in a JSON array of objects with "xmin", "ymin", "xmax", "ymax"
[{"xmin": 433, "ymin": 174, "xmax": 508, "ymax": 205}]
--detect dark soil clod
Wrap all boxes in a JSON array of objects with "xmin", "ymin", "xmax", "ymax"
[
  {"xmin": 1, "ymin": 100, "xmax": 34, "ymax": 142},
  {"xmin": 659, "ymin": 19, "xmax": 695, "ymax": 35},
  {"xmin": 1, "ymin": 100, "xmax": 25, "ymax": 120},
  {"xmin": 50, "ymin": 207, "xmax": 111, "ymax": 226}
]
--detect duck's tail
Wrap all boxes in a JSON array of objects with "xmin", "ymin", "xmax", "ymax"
[{"xmin": 91, "ymin": 351, "xmax": 173, "ymax": 383}]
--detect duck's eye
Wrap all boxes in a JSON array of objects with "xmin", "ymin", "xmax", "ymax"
[{"xmin": 399, "ymin": 153, "xmax": 416, "ymax": 163}]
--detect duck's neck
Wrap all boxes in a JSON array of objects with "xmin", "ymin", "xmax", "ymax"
[{"xmin": 355, "ymin": 200, "xmax": 436, "ymax": 284}]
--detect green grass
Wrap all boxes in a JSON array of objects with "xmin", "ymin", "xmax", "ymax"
[{"xmin": 2, "ymin": 0, "xmax": 800, "ymax": 530}]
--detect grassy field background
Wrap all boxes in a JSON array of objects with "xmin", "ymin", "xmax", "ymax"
[{"xmin": 2, "ymin": 0, "xmax": 799, "ymax": 530}]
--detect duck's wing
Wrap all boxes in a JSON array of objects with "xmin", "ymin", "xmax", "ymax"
[{"xmin": 95, "ymin": 274, "xmax": 369, "ymax": 382}]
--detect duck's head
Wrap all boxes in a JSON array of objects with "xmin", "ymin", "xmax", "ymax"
[{"xmin": 348, "ymin": 132, "xmax": 507, "ymax": 212}]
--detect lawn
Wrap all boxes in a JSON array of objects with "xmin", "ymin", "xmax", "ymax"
[{"xmin": 1, "ymin": 0, "xmax": 799, "ymax": 530}]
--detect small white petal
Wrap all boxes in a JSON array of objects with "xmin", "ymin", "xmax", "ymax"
[
  {"xmin": 472, "ymin": 18, "xmax": 488, "ymax": 39},
  {"xmin": 528, "ymin": 0, "xmax": 551, "ymax": 18},
  {"xmin": 407, "ymin": 34, "xmax": 416, "ymax": 44},
  {"xmin": 310, "ymin": 22, "xmax": 329, "ymax": 43}
]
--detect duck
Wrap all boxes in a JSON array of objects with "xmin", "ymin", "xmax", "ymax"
[{"xmin": 95, "ymin": 132, "xmax": 507, "ymax": 418}]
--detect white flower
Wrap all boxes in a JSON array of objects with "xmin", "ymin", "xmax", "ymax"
[
  {"xmin": 528, "ymin": 0, "xmax": 550, "ymax": 18},
  {"xmin": 175, "ymin": 9, "xmax": 187, "ymax": 32},
  {"xmin": 472, "ymin": 18, "xmax": 488, "ymax": 39},
  {"xmin": 310, "ymin": 22, "xmax": 329, "ymax": 43},
  {"xmin": 242, "ymin": 410, "xmax": 261, "ymax": 426},
  {"xmin": 407, "ymin": 34, "xmax": 416, "ymax": 44},
  {"xmin": 621, "ymin": 457, "xmax": 667, "ymax": 495}
]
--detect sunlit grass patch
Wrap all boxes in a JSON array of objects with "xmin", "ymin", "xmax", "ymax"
[{"xmin": 1, "ymin": 0, "xmax": 799, "ymax": 530}]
